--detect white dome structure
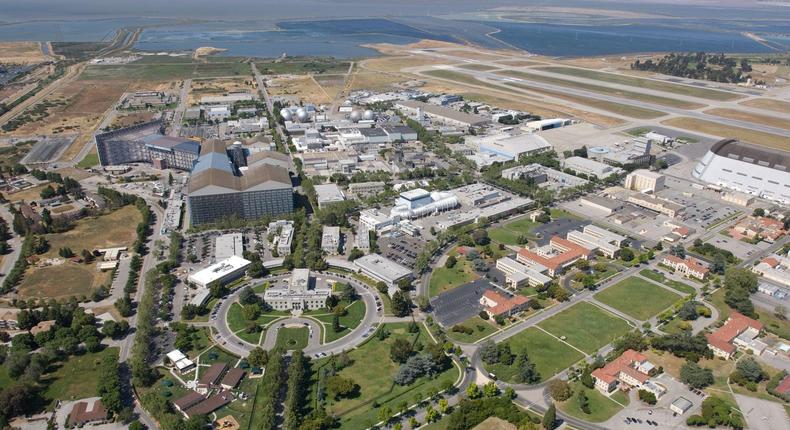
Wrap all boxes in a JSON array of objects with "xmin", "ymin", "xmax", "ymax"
[
  {"xmin": 295, "ymin": 108, "xmax": 309, "ymax": 122},
  {"xmin": 349, "ymin": 110, "xmax": 362, "ymax": 122},
  {"xmin": 280, "ymin": 108, "xmax": 292, "ymax": 121},
  {"xmin": 362, "ymin": 109, "xmax": 375, "ymax": 120}
]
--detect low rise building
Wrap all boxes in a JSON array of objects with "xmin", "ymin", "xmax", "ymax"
[
  {"xmin": 752, "ymin": 255, "xmax": 790, "ymax": 287},
  {"xmin": 707, "ymin": 311, "xmax": 765, "ymax": 359},
  {"xmin": 166, "ymin": 349, "xmax": 196, "ymax": 373},
  {"xmin": 625, "ymin": 169, "xmax": 666, "ymax": 194},
  {"xmin": 479, "ymin": 290, "xmax": 531, "ymax": 318},
  {"xmin": 592, "ymin": 349, "xmax": 663, "ymax": 398},
  {"xmin": 661, "ymin": 255, "xmax": 709, "ymax": 281},
  {"xmin": 729, "ymin": 216, "xmax": 787, "ymax": 243},
  {"xmin": 67, "ymin": 399, "xmax": 108, "ymax": 427},
  {"xmin": 566, "ymin": 225, "xmax": 626, "ymax": 259},
  {"xmin": 315, "ymin": 183, "xmax": 346, "ymax": 209},
  {"xmin": 670, "ymin": 397, "xmax": 693, "ymax": 415},
  {"xmin": 579, "ymin": 196, "xmax": 623, "ymax": 215},
  {"xmin": 215, "ymin": 233, "xmax": 244, "ymax": 261},
  {"xmin": 353, "ymin": 254, "xmax": 412, "ymax": 295},
  {"xmin": 321, "ymin": 226, "xmax": 341, "ymax": 254},
  {"xmin": 563, "ymin": 156, "xmax": 624, "ymax": 179},
  {"xmin": 501, "ymin": 163, "xmax": 588, "ymax": 188},
  {"xmin": 348, "ymin": 181, "xmax": 386, "ymax": 197},
  {"xmin": 396, "ymin": 100, "xmax": 490, "ymax": 128},
  {"xmin": 495, "ymin": 257, "xmax": 552, "ymax": 288},
  {"xmin": 263, "ymin": 269, "xmax": 332, "ymax": 311},
  {"xmin": 517, "ymin": 236, "xmax": 593, "ymax": 277},
  {"xmin": 627, "ymin": 193, "xmax": 684, "ymax": 218},
  {"xmin": 188, "ymin": 256, "xmax": 251, "ymax": 289}
]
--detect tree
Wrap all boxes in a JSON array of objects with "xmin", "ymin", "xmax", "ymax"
[
  {"xmin": 128, "ymin": 421, "xmax": 146, "ymax": 430},
  {"xmin": 578, "ymin": 389, "xmax": 590, "ymax": 414},
  {"xmin": 548, "ymin": 379, "xmax": 573, "ymax": 401},
  {"xmin": 466, "ymin": 383, "xmax": 482, "ymax": 399},
  {"xmin": 239, "ymin": 286, "xmax": 258, "ymax": 305},
  {"xmin": 326, "ymin": 375, "xmax": 356, "ymax": 400},
  {"xmin": 711, "ymin": 253, "xmax": 727, "ymax": 275},
  {"xmin": 619, "ymin": 247, "xmax": 634, "ymax": 262},
  {"xmin": 242, "ymin": 303, "xmax": 261, "ymax": 321},
  {"xmin": 481, "ymin": 341, "xmax": 499, "ymax": 365},
  {"xmin": 347, "ymin": 248, "xmax": 364, "ymax": 261},
  {"xmin": 513, "ymin": 351, "xmax": 540, "ymax": 384},
  {"xmin": 638, "ymin": 389, "xmax": 657, "ymax": 405},
  {"xmin": 390, "ymin": 338, "xmax": 413, "ymax": 364},
  {"xmin": 543, "ymin": 403, "xmax": 557, "ymax": 430},
  {"xmin": 680, "ymin": 361, "xmax": 714, "ymax": 389},
  {"xmin": 679, "ymin": 301, "xmax": 699, "ymax": 321},
  {"xmin": 248, "ymin": 347, "xmax": 268, "ymax": 367},
  {"xmin": 391, "ymin": 290, "xmax": 412, "ymax": 317},
  {"xmin": 735, "ymin": 357, "xmax": 766, "ymax": 383},
  {"xmin": 581, "ymin": 367, "xmax": 594, "ymax": 388},
  {"xmin": 445, "ymin": 255, "xmax": 457, "ymax": 269},
  {"xmin": 753, "ymin": 208, "xmax": 765, "ymax": 217},
  {"xmin": 332, "ymin": 314, "xmax": 342, "ymax": 333}
]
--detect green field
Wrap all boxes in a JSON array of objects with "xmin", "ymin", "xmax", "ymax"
[
  {"xmin": 536, "ymin": 66, "xmax": 741, "ymax": 101},
  {"xmin": 275, "ymin": 327, "xmax": 310, "ymax": 350},
  {"xmin": 498, "ymin": 70, "xmax": 704, "ymax": 109},
  {"xmin": 80, "ymin": 62, "xmax": 252, "ymax": 81},
  {"xmin": 559, "ymin": 381, "xmax": 624, "ymax": 422},
  {"xmin": 318, "ymin": 323, "xmax": 460, "ymax": 429},
  {"xmin": 313, "ymin": 300, "xmax": 367, "ymax": 343},
  {"xmin": 594, "ymin": 277, "xmax": 681, "ymax": 321},
  {"xmin": 489, "ymin": 217, "xmax": 540, "ymax": 245},
  {"xmin": 538, "ymin": 302, "xmax": 632, "ymax": 354},
  {"xmin": 255, "ymin": 58, "xmax": 350, "ymax": 75},
  {"xmin": 639, "ymin": 270, "xmax": 696, "ymax": 295},
  {"xmin": 75, "ymin": 152, "xmax": 99, "ymax": 169},
  {"xmin": 446, "ymin": 316, "xmax": 499, "ymax": 344},
  {"xmin": 43, "ymin": 347, "xmax": 119, "ymax": 406},
  {"xmin": 428, "ymin": 256, "xmax": 479, "ymax": 297},
  {"xmin": 226, "ymin": 302, "xmax": 285, "ymax": 338},
  {"xmin": 485, "ymin": 328, "xmax": 585, "ymax": 383}
]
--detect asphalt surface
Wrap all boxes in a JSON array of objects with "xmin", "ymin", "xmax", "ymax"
[{"xmin": 431, "ymin": 279, "xmax": 492, "ymax": 327}]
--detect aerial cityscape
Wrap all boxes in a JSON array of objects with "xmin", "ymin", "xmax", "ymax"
[{"xmin": 0, "ymin": 1, "xmax": 789, "ymax": 429}]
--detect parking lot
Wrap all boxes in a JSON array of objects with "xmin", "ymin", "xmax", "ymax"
[
  {"xmin": 431, "ymin": 279, "xmax": 493, "ymax": 327},
  {"xmin": 706, "ymin": 233, "xmax": 769, "ymax": 260},
  {"xmin": 606, "ymin": 373, "xmax": 705, "ymax": 429},
  {"xmin": 532, "ymin": 218, "xmax": 589, "ymax": 246},
  {"xmin": 379, "ymin": 234, "xmax": 425, "ymax": 269}
]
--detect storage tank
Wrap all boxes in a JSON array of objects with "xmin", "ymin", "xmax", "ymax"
[
  {"xmin": 349, "ymin": 110, "xmax": 362, "ymax": 123},
  {"xmin": 363, "ymin": 109, "xmax": 374, "ymax": 121},
  {"xmin": 280, "ymin": 108, "xmax": 292, "ymax": 121}
]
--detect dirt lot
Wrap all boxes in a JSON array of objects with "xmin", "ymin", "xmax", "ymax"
[
  {"xmin": 41, "ymin": 205, "xmax": 142, "ymax": 259},
  {"xmin": 18, "ymin": 263, "xmax": 111, "ymax": 299},
  {"xmin": 0, "ymin": 42, "xmax": 46, "ymax": 63},
  {"xmin": 313, "ymin": 74, "xmax": 347, "ymax": 100},
  {"xmin": 6, "ymin": 183, "xmax": 50, "ymax": 203},
  {"xmin": 188, "ymin": 77, "xmax": 257, "ymax": 105},
  {"xmin": 109, "ymin": 111, "xmax": 158, "ymax": 129},
  {"xmin": 267, "ymin": 75, "xmax": 331, "ymax": 104}
]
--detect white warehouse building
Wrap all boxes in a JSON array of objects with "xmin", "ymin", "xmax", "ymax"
[
  {"xmin": 187, "ymin": 255, "xmax": 251, "ymax": 289},
  {"xmin": 693, "ymin": 139, "xmax": 790, "ymax": 205}
]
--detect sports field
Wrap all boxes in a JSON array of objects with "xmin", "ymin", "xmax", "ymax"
[
  {"xmin": 485, "ymin": 328, "xmax": 585, "ymax": 383},
  {"xmin": 538, "ymin": 302, "xmax": 632, "ymax": 354},
  {"xmin": 594, "ymin": 277, "xmax": 681, "ymax": 321}
]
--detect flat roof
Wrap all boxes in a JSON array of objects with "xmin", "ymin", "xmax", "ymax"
[
  {"xmin": 354, "ymin": 254, "xmax": 412, "ymax": 283},
  {"xmin": 397, "ymin": 100, "xmax": 489, "ymax": 126},
  {"xmin": 215, "ymin": 233, "xmax": 244, "ymax": 260},
  {"xmin": 315, "ymin": 183, "xmax": 346, "ymax": 204},
  {"xmin": 400, "ymin": 188, "xmax": 431, "ymax": 201},
  {"xmin": 188, "ymin": 256, "xmax": 251, "ymax": 285}
]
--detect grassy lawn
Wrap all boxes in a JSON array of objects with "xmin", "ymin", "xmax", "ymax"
[
  {"xmin": 594, "ymin": 277, "xmax": 681, "ymax": 321},
  {"xmin": 18, "ymin": 263, "xmax": 109, "ymax": 299},
  {"xmin": 275, "ymin": 327, "xmax": 309, "ymax": 350},
  {"xmin": 639, "ymin": 270, "xmax": 696, "ymax": 295},
  {"xmin": 213, "ymin": 378, "xmax": 257, "ymax": 429},
  {"xmin": 558, "ymin": 381, "xmax": 624, "ymax": 423},
  {"xmin": 0, "ymin": 367, "xmax": 11, "ymax": 391},
  {"xmin": 489, "ymin": 217, "xmax": 539, "ymax": 245},
  {"xmin": 137, "ymin": 367, "xmax": 191, "ymax": 404},
  {"xmin": 755, "ymin": 307, "xmax": 790, "ymax": 341},
  {"xmin": 708, "ymin": 288, "xmax": 730, "ymax": 322},
  {"xmin": 42, "ymin": 205, "xmax": 142, "ymax": 258},
  {"xmin": 428, "ymin": 256, "xmax": 479, "ymax": 297},
  {"xmin": 538, "ymin": 302, "xmax": 632, "ymax": 354},
  {"xmin": 75, "ymin": 152, "xmax": 99, "ymax": 169},
  {"xmin": 43, "ymin": 347, "xmax": 119, "ymax": 406},
  {"xmin": 485, "ymin": 328, "xmax": 584, "ymax": 383},
  {"xmin": 319, "ymin": 323, "xmax": 460, "ymax": 429},
  {"xmin": 200, "ymin": 346, "xmax": 240, "ymax": 367},
  {"xmin": 550, "ymin": 208, "xmax": 581, "ymax": 220},
  {"xmin": 446, "ymin": 315, "xmax": 499, "ymax": 344},
  {"xmin": 313, "ymin": 300, "xmax": 366, "ymax": 343},
  {"xmin": 536, "ymin": 66, "xmax": 740, "ymax": 101}
]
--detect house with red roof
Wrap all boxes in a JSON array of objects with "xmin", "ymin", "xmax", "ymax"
[
  {"xmin": 591, "ymin": 349, "xmax": 664, "ymax": 397},
  {"xmin": 479, "ymin": 290, "xmax": 531, "ymax": 318},
  {"xmin": 729, "ymin": 216, "xmax": 786, "ymax": 244},
  {"xmin": 661, "ymin": 254, "xmax": 709, "ymax": 281},
  {"xmin": 775, "ymin": 374, "xmax": 790, "ymax": 397},
  {"xmin": 516, "ymin": 236, "xmax": 593, "ymax": 277},
  {"xmin": 706, "ymin": 311, "xmax": 765, "ymax": 359}
]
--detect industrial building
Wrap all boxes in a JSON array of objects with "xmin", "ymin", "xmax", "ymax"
[
  {"xmin": 395, "ymin": 100, "xmax": 490, "ymax": 128},
  {"xmin": 467, "ymin": 131, "xmax": 553, "ymax": 161},
  {"xmin": 263, "ymin": 269, "xmax": 332, "ymax": 311},
  {"xmin": 752, "ymin": 255, "xmax": 790, "ymax": 287},
  {"xmin": 353, "ymin": 254, "xmax": 412, "ymax": 295},
  {"xmin": 187, "ymin": 255, "xmax": 251, "ymax": 289},
  {"xmin": 693, "ymin": 139, "xmax": 790, "ymax": 205},
  {"xmin": 625, "ymin": 170, "xmax": 666, "ymax": 194},
  {"xmin": 187, "ymin": 140, "xmax": 293, "ymax": 225},
  {"xmin": 95, "ymin": 120, "xmax": 200, "ymax": 170},
  {"xmin": 563, "ymin": 156, "xmax": 624, "ymax": 179},
  {"xmin": 501, "ymin": 163, "xmax": 589, "ymax": 188},
  {"xmin": 627, "ymin": 193, "xmax": 684, "ymax": 218}
]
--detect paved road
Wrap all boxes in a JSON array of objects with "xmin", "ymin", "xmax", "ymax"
[
  {"xmin": 170, "ymin": 79, "xmax": 192, "ymax": 137},
  {"xmin": 0, "ymin": 205, "xmax": 22, "ymax": 285}
]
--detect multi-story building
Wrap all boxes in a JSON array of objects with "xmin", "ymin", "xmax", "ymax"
[
  {"xmin": 495, "ymin": 257, "xmax": 551, "ymax": 288},
  {"xmin": 592, "ymin": 349, "xmax": 664, "ymax": 398},
  {"xmin": 566, "ymin": 225, "xmax": 626, "ymax": 259},
  {"xmin": 348, "ymin": 181, "xmax": 386, "ymax": 197},
  {"xmin": 517, "ymin": 236, "xmax": 593, "ymax": 276},
  {"xmin": 625, "ymin": 169, "xmax": 666, "ymax": 193},
  {"xmin": 479, "ymin": 290, "xmax": 531, "ymax": 318},
  {"xmin": 563, "ymin": 156, "xmax": 624, "ymax": 179},
  {"xmin": 706, "ymin": 311, "xmax": 765, "ymax": 359},
  {"xmin": 95, "ymin": 120, "xmax": 200, "ymax": 170},
  {"xmin": 321, "ymin": 226, "xmax": 341, "ymax": 254},
  {"xmin": 661, "ymin": 255, "xmax": 709, "ymax": 280},
  {"xmin": 187, "ymin": 140, "xmax": 293, "ymax": 226},
  {"xmin": 353, "ymin": 254, "xmax": 412, "ymax": 295}
]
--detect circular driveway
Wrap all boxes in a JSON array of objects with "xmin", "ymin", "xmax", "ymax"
[{"xmin": 211, "ymin": 271, "xmax": 382, "ymax": 357}]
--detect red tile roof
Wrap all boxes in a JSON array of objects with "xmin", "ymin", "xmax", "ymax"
[
  {"xmin": 591, "ymin": 349, "xmax": 650, "ymax": 386},
  {"xmin": 776, "ymin": 374, "xmax": 790, "ymax": 395},
  {"xmin": 482, "ymin": 290, "xmax": 530, "ymax": 316},
  {"xmin": 517, "ymin": 236, "xmax": 590, "ymax": 271},
  {"xmin": 706, "ymin": 311, "xmax": 763, "ymax": 355},
  {"xmin": 762, "ymin": 257, "xmax": 780, "ymax": 268}
]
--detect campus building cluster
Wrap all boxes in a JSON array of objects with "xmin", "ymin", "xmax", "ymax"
[
  {"xmin": 706, "ymin": 311, "xmax": 765, "ymax": 359},
  {"xmin": 592, "ymin": 349, "xmax": 665, "ymax": 398}
]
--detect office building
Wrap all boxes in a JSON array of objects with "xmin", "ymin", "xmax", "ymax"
[
  {"xmin": 354, "ymin": 254, "xmax": 412, "ymax": 294},
  {"xmin": 707, "ymin": 311, "xmax": 765, "ymax": 359},
  {"xmin": 517, "ymin": 236, "xmax": 593, "ymax": 277},
  {"xmin": 592, "ymin": 349, "xmax": 663, "ymax": 398},
  {"xmin": 348, "ymin": 181, "xmax": 386, "ymax": 197},
  {"xmin": 627, "ymin": 193, "xmax": 684, "ymax": 218},
  {"xmin": 314, "ymin": 183, "xmax": 346, "ymax": 209},
  {"xmin": 214, "ymin": 233, "xmax": 244, "ymax": 261},
  {"xmin": 566, "ymin": 225, "xmax": 626, "ymax": 259},
  {"xmin": 496, "ymin": 257, "xmax": 552, "ymax": 288},
  {"xmin": 95, "ymin": 120, "xmax": 200, "ymax": 170},
  {"xmin": 188, "ymin": 255, "xmax": 251, "ymax": 289},
  {"xmin": 321, "ymin": 226, "xmax": 341, "ymax": 254},
  {"xmin": 479, "ymin": 290, "xmax": 531, "ymax": 318},
  {"xmin": 625, "ymin": 169, "xmax": 666, "ymax": 193},
  {"xmin": 662, "ymin": 255, "xmax": 709, "ymax": 280},
  {"xmin": 563, "ymin": 156, "xmax": 624, "ymax": 179},
  {"xmin": 693, "ymin": 139, "xmax": 790, "ymax": 205},
  {"xmin": 264, "ymin": 269, "xmax": 332, "ymax": 311},
  {"xmin": 187, "ymin": 140, "xmax": 293, "ymax": 225}
]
